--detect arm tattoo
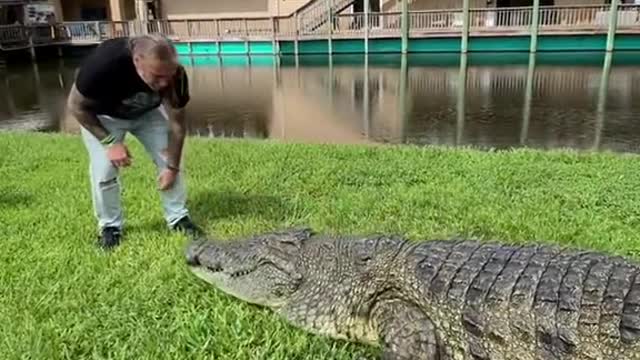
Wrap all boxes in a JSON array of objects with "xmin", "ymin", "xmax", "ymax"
[
  {"xmin": 67, "ymin": 84, "xmax": 110, "ymax": 141},
  {"xmin": 162, "ymin": 66, "xmax": 189, "ymax": 169},
  {"xmin": 164, "ymin": 103, "xmax": 186, "ymax": 169}
]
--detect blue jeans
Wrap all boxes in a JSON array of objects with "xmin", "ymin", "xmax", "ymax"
[{"xmin": 80, "ymin": 107, "xmax": 189, "ymax": 231}]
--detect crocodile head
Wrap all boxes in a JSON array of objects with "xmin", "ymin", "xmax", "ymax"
[{"xmin": 184, "ymin": 228, "xmax": 312, "ymax": 308}]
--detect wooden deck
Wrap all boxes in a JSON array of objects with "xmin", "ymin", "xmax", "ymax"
[{"xmin": 1, "ymin": 4, "xmax": 639, "ymax": 52}]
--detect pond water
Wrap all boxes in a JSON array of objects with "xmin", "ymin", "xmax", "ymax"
[{"xmin": 1, "ymin": 51, "xmax": 640, "ymax": 153}]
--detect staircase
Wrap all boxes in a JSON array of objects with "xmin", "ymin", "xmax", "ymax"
[{"xmin": 297, "ymin": 0, "xmax": 356, "ymax": 34}]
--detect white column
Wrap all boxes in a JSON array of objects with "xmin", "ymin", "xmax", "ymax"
[
  {"xmin": 136, "ymin": 0, "xmax": 148, "ymax": 21},
  {"xmin": 109, "ymin": 0, "xmax": 124, "ymax": 21}
]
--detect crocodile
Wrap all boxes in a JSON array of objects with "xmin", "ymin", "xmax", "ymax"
[{"xmin": 184, "ymin": 227, "xmax": 640, "ymax": 360}]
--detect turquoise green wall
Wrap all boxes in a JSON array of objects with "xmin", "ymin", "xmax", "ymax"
[
  {"xmin": 182, "ymin": 55, "xmax": 276, "ymax": 67},
  {"xmin": 175, "ymin": 41, "xmax": 274, "ymax": 55},
  {"xmin": 537, "ymin": 34, "xmax": 607, "ymax": 52},
  {"xmin": 409, "ymin": 38, "xmax": 462, "ymax": 52},
  {"xmin": 173, "ymin": 34, "xmax": 640, "ymax": 56},
  {"xmin": 612, "ymin": 34, "xmax": 640, "ymax": 51},
  {"xmin": 182, "ymin": 52, "xmax": 640, "ymax": 69},
  {"xmin": 468, "ymin": 36, "xmax": 529, "ymax": 52},
  {"xmin": 370, "ymin": 39, "xmax": 403, "ymax": 53}
]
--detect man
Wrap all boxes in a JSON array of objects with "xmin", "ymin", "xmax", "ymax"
[{"xmin": 67, "ymin": 33, "xmax": 203, "ymax": 250}]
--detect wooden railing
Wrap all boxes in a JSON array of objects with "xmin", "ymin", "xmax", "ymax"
[{"xmin": 1, "ymin": 4, "xmax": 639, "ymax": 50}]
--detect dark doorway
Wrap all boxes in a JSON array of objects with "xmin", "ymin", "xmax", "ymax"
[
  {"xmin": 80, "ymin": 7, "xmax": 108, "ymax": 20},
  {"xmin": 351, "ymin": 0, "xmax": 381, "ymax": 29},
  {"xmin": 495, "ymin": 0, "xmax": 554, "ymax": 26},
  {"xmin": 353, "ymin": 0, "xmax": 380, "ymax": 12},
  {"xmin": 0, "ymin": 5, "xmax": 23, "ymax": 25}
]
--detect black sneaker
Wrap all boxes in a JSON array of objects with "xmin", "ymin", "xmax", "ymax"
[
  {"xmin": 99, "ymin": 226, "xmax": 122, "ymax": 250},
  {"xmin": 172, "ymin": 216, "xmax": 204, "ymax": 238}
]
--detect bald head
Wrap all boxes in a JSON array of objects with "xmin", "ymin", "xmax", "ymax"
[
  {"xmin": 129, "ymin": 34, "xmax": 179, "ymax": 91},
  {"xmin": 129, "ymin": 33, "xmax": 177, "ymax": 62}
]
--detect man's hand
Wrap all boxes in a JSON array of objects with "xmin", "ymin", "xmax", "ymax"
[
  {"xmin": 158, "ymin": 168, "xmax": 178, "ymax": 191},
  {"xmin": 107, "ymin": 143, "xmax": 132, "ymax": 168}
]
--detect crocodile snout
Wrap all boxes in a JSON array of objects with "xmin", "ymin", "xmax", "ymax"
[{"xmin": 185, "ymin": 240, "xmax": 205, "ymax": 266}]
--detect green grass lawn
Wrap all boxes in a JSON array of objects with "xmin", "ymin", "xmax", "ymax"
[{"xmin": 2, "ymin": 131, "xmax": 640, "ymax": 359}]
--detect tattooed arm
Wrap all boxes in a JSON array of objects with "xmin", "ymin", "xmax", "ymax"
[
  {"xmin": 67, "ymin": 83, "xmax": 111, "ymax": 142},
  {"xmin": 67, "ymin": 82, "xmax": 131, "ymax": 167},
  {"xmin": 161, "ymin": 65, "xmax": 190, "ymax": 171},
  {"xmin": 164, "ymin": 104, "xmax": 187, "ymax": 170}
]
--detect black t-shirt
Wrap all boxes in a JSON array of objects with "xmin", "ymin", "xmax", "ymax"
[{"xmin": 74, "ymin": 37, "xmax": 190, "ymax": 120}]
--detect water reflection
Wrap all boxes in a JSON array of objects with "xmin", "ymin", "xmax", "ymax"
[{"xmin": 1, "ymin": 51, "xmax": 640, "ymax": 153}]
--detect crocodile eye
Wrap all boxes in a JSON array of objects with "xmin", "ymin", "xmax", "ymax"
[{"xmin": 358, "ymin": 255, "xmax": 372, "ymax": 265}]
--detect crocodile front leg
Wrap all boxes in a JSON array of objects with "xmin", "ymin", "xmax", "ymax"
[{"xmin": 372, "ymin": 298, "xmax": 443, "ymax": 360}]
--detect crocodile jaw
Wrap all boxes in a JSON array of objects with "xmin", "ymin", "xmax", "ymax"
[
  {"xmin": 188, "ymin": 265, "xmax": 288, "ymax": 308},
  {"xmin": 184, "ymin": 229, "xmax": 311, "ymax": 309}
]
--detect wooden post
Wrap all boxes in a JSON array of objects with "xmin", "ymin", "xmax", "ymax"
[
  {"xmin": 456, "ymin": 53, "xmax": 467, "ymax": 145},
  {"xmin": 273, "ymin": 46, "xmax": 280, "ymax": 86},
  {"xmin": 521, "ymin": 52, "xmax": 536, "ymax": 144},
  {"xmin": 215, "ymin": 19, "xmax": 221, "ymax": 56},
  {"xmin": 327, "ymin": 0, "xmax": 333, "ymax": 55},
  {"xmin": 606, "ymin": 0, "xmax": 620, "ymax": 52},
  {"xmin": 594, "ymin": 51, "xmax": 613, "ymax": 149},
  {"xmin": 529, "ymin": 0, "xmax": 540, "ymax": 53},
  {"xmin": 57, "ymin": 57, "xmax": 65, "ymax": 89},
  {"xmin": 329, "ymin": 54, "xmax": 334, "ymax": 108},
  {"xmin": 185, "ymin": 20, "xmax": 192, "ymax": 55},
  {"xmin": 401, "ymin": 0, "xmax": 409, "ymax": 54},
  {"xmin": 363, "ymin": 52, "xmax": 369, "ymax": 137},
  {"xmin": 244, "ymin": 19, "xmax": 249, "ymax": 55},
  {"xmin": 364, "ymin": 0, "xmax": 369, "ymax": 55},
  {"xmin": 294, "ymin": 12, "xmax": 299, "ymax": 56},
  {"xmin": 28, "ymin": 27, "xmax": 36, "ymax": 61},
  {"xmin": 272, "ymin": 17, "xmax": 278, "ymax": 55},
  {"xmin": 398, "ymin": 53, "xmax": 408, "ymax": 142},
  {"xmin": 219, "ymin": 62, "xmax": 224, "ymax": 90},
  {"xmin": 296, "ymin": 49, "xmax": 300, "ymax": 84},
  {"xmin": 461, "ymin": 0, "xmax": 470, "ymax": 53},
  {"xmin": 32, "ymin": 60, "xmax": 42, "ymax": 116}
]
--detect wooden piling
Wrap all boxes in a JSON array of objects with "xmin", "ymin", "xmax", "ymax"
[
  {"xmin": 530, "ymin": 0, "xmax": 540, "ymax": 53},
  {"xmin": 401, "ymin": 0, "xmax": 409, "ymax": 54},
  {"xmin": 461, "ymin": 0, "xmax": 470, "ymax": 53},
  {"xmin": 606, "ymin": 0, "xmax": 620, "ymax": 52}
]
